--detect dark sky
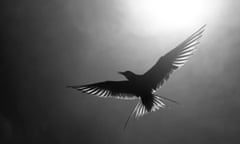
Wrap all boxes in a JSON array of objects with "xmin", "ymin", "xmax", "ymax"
[{"xmin": 2, "ymin": 0, "xmax": 240, "ymax": 144}]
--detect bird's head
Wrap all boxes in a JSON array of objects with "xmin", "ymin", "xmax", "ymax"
[{"xmin": 118, "ymin": 71, "xmax": 137, "ymax": 81}]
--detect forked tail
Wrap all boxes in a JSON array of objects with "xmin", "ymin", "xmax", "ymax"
[
  {"xmin": 123, "ymin": 95, "xmax": 179, "ymax": 130},
  {"xmin": 154, "ymin": 94, "xmax": 180, "ymax": 105}
]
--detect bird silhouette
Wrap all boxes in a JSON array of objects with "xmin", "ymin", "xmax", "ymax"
[{"xmin": 67, "ymin": 25, "xmax": 206, "ymax": 129}]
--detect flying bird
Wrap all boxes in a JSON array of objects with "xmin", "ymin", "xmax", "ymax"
[{"xmin": 68, "ymin": 25, "xmax": 206, "ymax": 129}]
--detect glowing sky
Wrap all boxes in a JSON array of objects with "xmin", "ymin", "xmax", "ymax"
[
  {"xmin": 120, "ymin": 0, "xmax": 223, "ymax": 35},
  {"xmin": 70, "ymin": 0, "xmax": 224, "ymax": 38}
]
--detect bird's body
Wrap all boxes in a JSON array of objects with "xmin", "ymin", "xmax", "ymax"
[
  {"xmin": 118, "ymin": 72, "xmax": 163, "ymax": 111},
  {"xmin": 68, "ymin": 25, "xmax": 206, "ymax": 128}
]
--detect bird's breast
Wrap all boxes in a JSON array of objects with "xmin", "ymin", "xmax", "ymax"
[{"xmin": 129, "ymin": 80, "xmax": 152, "ymax": 96}]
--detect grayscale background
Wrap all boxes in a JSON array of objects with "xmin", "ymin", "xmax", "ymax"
[{"xmin": 2, "ymin": 0, "xmax": 240, "ymax": 144}]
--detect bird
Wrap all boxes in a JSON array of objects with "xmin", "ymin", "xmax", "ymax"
[{"xmin": 67, "ymin": 25, "xmax": 206, "ymax": 129}]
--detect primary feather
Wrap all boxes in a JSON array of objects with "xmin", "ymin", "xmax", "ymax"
[{"xmin": 68, "ymin": 81, "xmax": 138, "ymax": 100}]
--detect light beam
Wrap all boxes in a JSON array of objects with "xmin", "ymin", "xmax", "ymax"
[{"xmin": 121, "ymin": 0, "xmax": 215, "ymax": 35}]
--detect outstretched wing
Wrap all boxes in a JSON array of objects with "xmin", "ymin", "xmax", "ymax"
[
  {"xmin": 142, "ymin": 25, "xmax": 206, "ymax": 91},
  {"xmin": 67, "ymin": 81, "xmax": 138, "ymax": 100}
]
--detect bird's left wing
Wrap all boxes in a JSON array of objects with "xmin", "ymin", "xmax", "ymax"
[
  {"xmin": 142, "ymin": 25, "xmax": 206, "ymax": 91},
  {"xmin": 67, "ymin": 81, "xmax": 138, "ymax": 100}
]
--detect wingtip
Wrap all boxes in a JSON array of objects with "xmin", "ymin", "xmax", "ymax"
[{"xmin": 200, "ymin": 24, "xmax": 207, "ymax": 31}]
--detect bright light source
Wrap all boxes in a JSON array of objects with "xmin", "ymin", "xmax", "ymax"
[{"xmin": 121, "ymin": 0, "xmax": 214, "ymax": 35}]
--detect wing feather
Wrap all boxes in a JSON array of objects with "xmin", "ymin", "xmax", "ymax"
[
  {"xmin": 68, "ymin": 81, "xmax": 138, "ymax": 100},
  {"xmin": 142, "ymin": 25, "xmax": 206, "ymax": 91}
]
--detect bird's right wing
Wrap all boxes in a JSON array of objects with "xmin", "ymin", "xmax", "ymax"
[
  {"xmin": 67, "ymin": 81, "xmax": 138, "ymax": 100},
  {"xmin": 142, "ymin": 25, "xmax": 206, "ymax": 91}
]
